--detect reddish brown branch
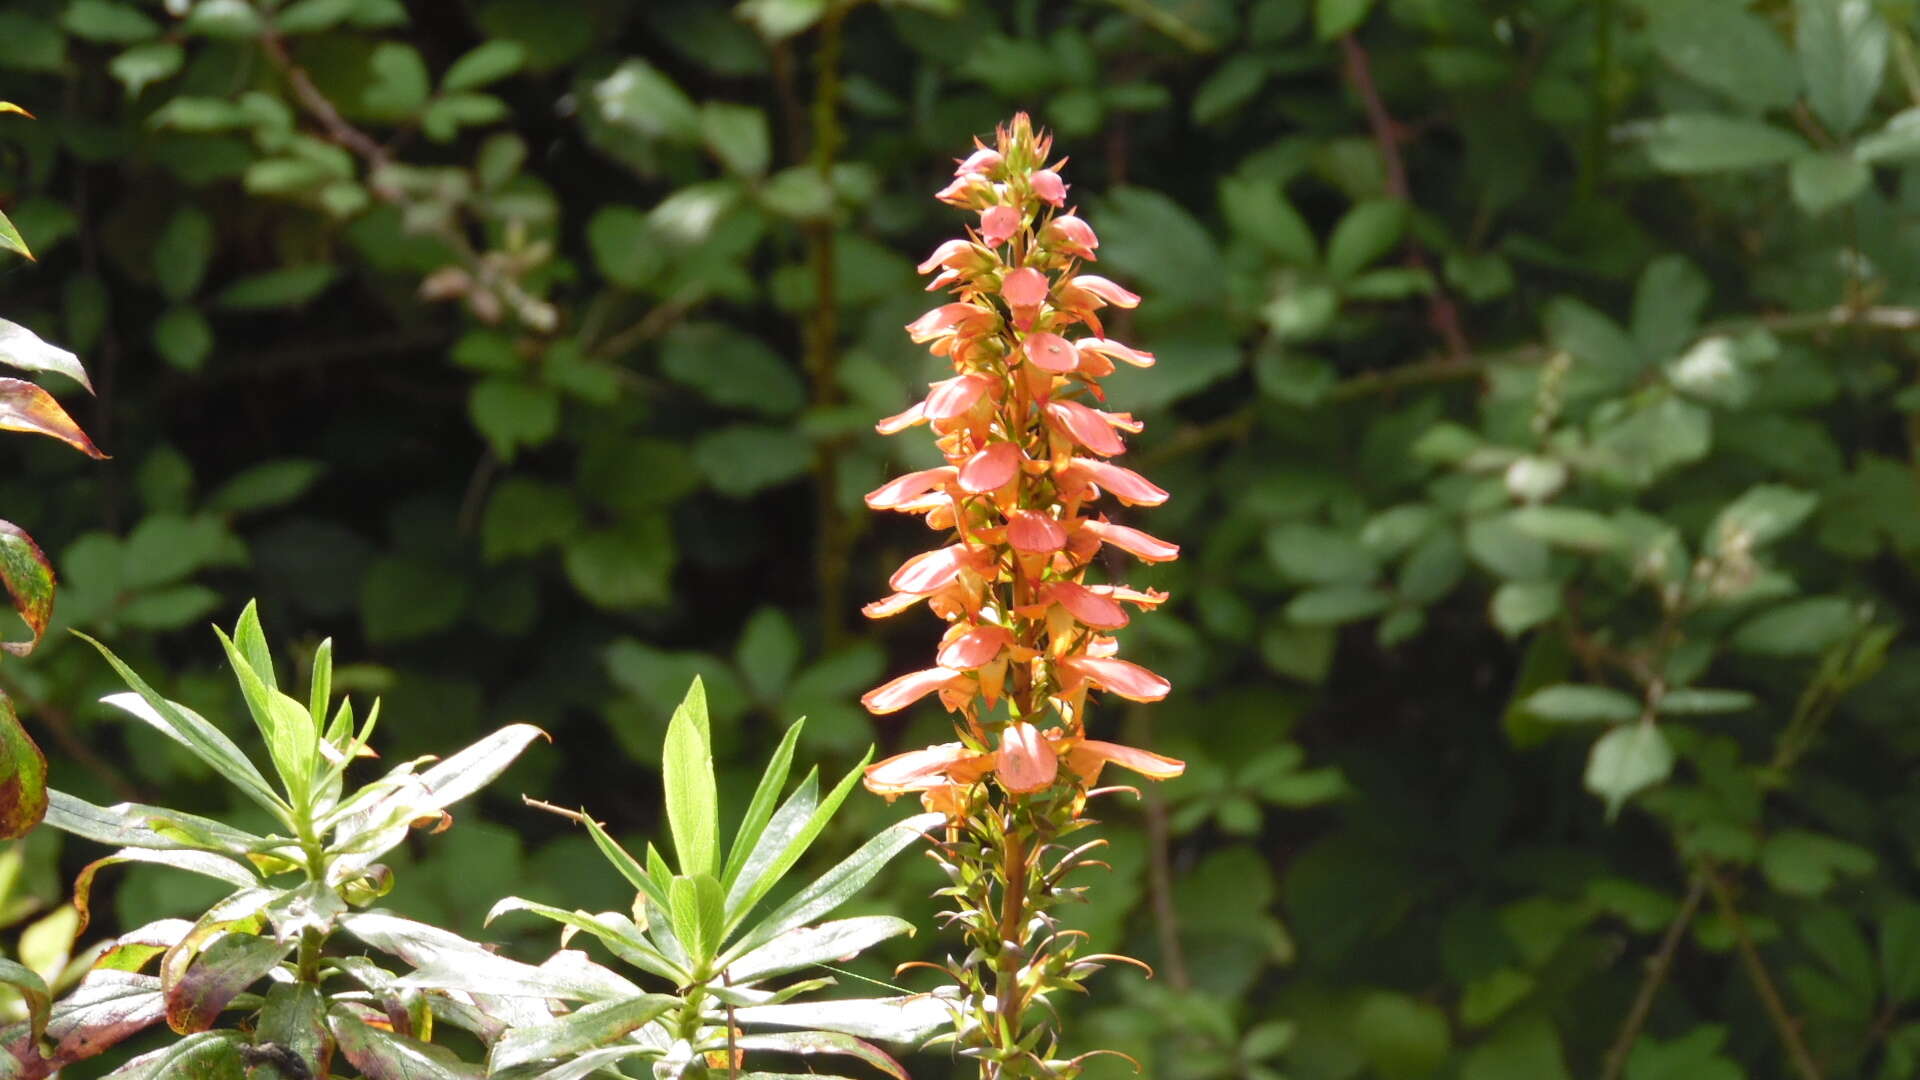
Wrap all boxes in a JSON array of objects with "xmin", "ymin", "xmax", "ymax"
[{"xmin": 1340, "ymin": 35, "xmax": 1471, "ymax": 362}]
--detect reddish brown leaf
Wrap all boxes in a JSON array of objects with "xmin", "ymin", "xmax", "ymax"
[
  {"xmin": 0, "ymin": 377, "xmax": 105, "ymax": 458},
  {"xmin": 163, "ymin": 931, "xmax": 291, "ymax": 1035},
  {"xmin": 0, "ymin": 690, "xmax": 46, "ymax": 838},
  {"xmin": 0, "ymin": 520, "xmax": 54, "ymax": 657}
]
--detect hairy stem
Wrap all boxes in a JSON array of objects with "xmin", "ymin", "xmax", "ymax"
[{"xmin": 992, "ymin": 821, "xmax": 1030, "ymax": 1072}]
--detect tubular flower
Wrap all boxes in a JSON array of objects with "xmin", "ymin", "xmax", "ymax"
[
  {"xmin": 861, "ymin": 112, "xmax": 1182, "ymax": 796},
  {"xmin": 860, "ymin": 112, "xmax": 1185, "ymax": 1079}
]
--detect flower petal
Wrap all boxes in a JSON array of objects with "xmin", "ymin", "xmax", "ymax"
[
  {"xmin": 1080, "ymin": 518, "xmax": 1180, "ymax": 563},
  {"xmin": 980, "ymin": 205, "xmax": 1020, "ymax": 246},
  {"xmin": 1024, "ymin": 332, "xmax": 1079, "ymax": 373},
  {"xmin": 864, "ymin": 741, "xmax": 977, "ymax": 794},
  {"xmin": 958, "ymin": 440, "xmax": 1022, "ymax": 493},
  {"xmin": 1056, "ymin": 655, "xmax": 1170, "ymax": 702},
  {"xmin": 1006, "ymin": 508, "xmax": 1067, "ymax": 553},
  {"xmin": 861, "ymin": 667, "xmax": 965, "ymax": 716},
  {"xmin": 1077, "ymin": 338, "xmax": 1154, "ymax": 368},
  {"xmin": 1068, "ymin": 275, "xmax": 1140, "ymax": 308},
  {"xmin": 1044, "ymin": 400, "xmax": 1126, "ymax": 456},
  {"xmin": 1049, "ymin": 581, "xmax": 1129, "ymax": 630},
  {"xmin": 866, "ymin": 466, "xmax": 955, "ymax": 510},
  {"xmin": 1065, "ymin": 739, "xmax": 1185, "ymax": 786},
  {"xmin": 938, "ymin": 624, "xmax": 1013, "ymax": 670},
  {"xmin": 996, "ymin": 722, "xmax": 1058, "ymax": 793},
  {"xmin": 890, "ymin": 543, "xmax": 978, "ymax": 594},
  {"xmin": 924, "ymin": 374, "xmax": 992, "ymax": 420},
  {"xmin": 1070, "ymin": 458, "xmax": 1169, "ymax": 506},
  {"xmin": 1001, "ymin": 267, "xmax": 1050, "ymax": 307}
]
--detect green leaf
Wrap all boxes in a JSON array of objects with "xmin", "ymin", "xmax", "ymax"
[
  {"xmin": 1491, "ymin": 581, "xmax": 1561, "ymax": 637},
  {"xmin": 1649, "ymin": 2, "xmax": 1799, "ymax": 111},
  {"xmin": 1759, "ymin": 828, "xmax": 1876, "ymax": 895},
  {"xmin": 361, "ymin": 42, "xmax": 431, "ymax": 119},
  {"xmin": 1733, "ymin": 596, "xmax": 1858, "ymax": 656},
  {"xmin": 1854, "ymin": 107, "xmax": 1920, "ymax": 163},
  {"xmin": 212, "ymin": 626, "xmax": 315, "ymax": 809},
  {"xmin": 1639, "ymin": 113, "xmax": 1808, "ymax": 173},
  {"xmin": 726, "ymin": 915, "xmax": 913, "ymax": 984},
  {"xmin": 111, "ymin": 1030, "xmax": 246, "ymax": 1080},
  {"xmin": 183, "ymin": 0, "xmax": 263, "ymax": 39},
  {"xmin": 1797, "ymin": 0, "xmax": 1887, "ymax": 136},
  {"xmin": 164, "ymin": 931, "xmax": 291, "ymax": 1034},
  {"xmin": 722, "ymin": 811, "xmax": 940, "ymax": 964},
  {"xmin": 1506, "ymin": 507, "xmax": 1622, "ymax": 552},
  {"xmin": 661, "ymin": 323, "xmax": 806, "ymax": 416},
  {"xmin": 581, "ymin": 816, "xmax": 672, "ymax": 913},
  {"xmin": 153, "ymin": 207, "xmax": 214, "ymax": 302},
  {"xmin": 735, "ymin": 607, "xmax": 801, "ymax": 703},
  {"xmin": 62, "ymin": 0, "xmax": 158, "ymax": 43},
  {"xmin": 1524, "ymin": 684, "xmax": 1642, "ymax": 724},
  {"xmin": 0, "ymin": 692, "xmax": 46, "ymax": 838},
  {"xmin": 1220, "ymin": 176, "xmax": 1317, "ymax": 265},
  {"xmin": 0, "ymin": 208, "xmax": 30, "ymax": 261},
  {"xmin": 563, "ymin": 519, "xmax": 675, "ymax": 609},
  {"xmin": 153, "ymin": 306, "xmax": 213, "ymax": 372},
  {"xmin": 1881, "ymin": 903, "xmax": 1920, "ymax": 1003},
  {"xmin": 329, "ymin": 1006, "xmax": 481, "ymax": 1080},
  {"xmin": 723, "ymin": 720, "xmax": 803, "ymax": 891},
  {"xmin": 0, "ymin": 520, "xmax": 55, "ymax": 657},
  {"xmin": 1711, "ymin": 484, "xmax": 1819, "ymax": 553},
  {"xmin": 1325, "ymin": 199, "xmax": 1406, "ymax": 281},
  {"xmin": 110, "ymin": 41, "xmax": 183, "ymax": 96},
  {"xmin": 469, "ymin": 377, "xmax": 559, "ymax": 461},
  {"xmin": 480, "ymin": 477, "xmax": 578, "ymax": 561},
  {"xmin": 485, "ymin": 897, "xmax": 682, "ymax": 983},
  {"xmin": 81, "ymin": 633, "xmax": 288, "ymax": 818},
  {"xmin": 668, "ymin": 872, "xmax": 726, "ymax": 960},
  {"xmin": 360, "ymin": 556, "xmax": 467, "ymax": 643},
  {"xmin": 1316, "ymin": 0, "xmax": 1377, "ymax": 40},
  {"xmin": 738, "ymin": 0, "xmax": 829, "ymax": 41},
  {"xmin": 488, "ymin": 994, "xmax": 680, "ymax": 1072},
  {"xmin": 700, "ymin": 103, "xmax": 771, "ymax": 177},
  {"xmin": 693, "ymin": 425, "xmax": 813, "ymax": 497},
  {"xmin": 1657, "ymin": 689, "xmax": 1757, "ymax": 715},
  {"xmin": 214, "ymin": 265, "xmax": 337, "ymax": 310},
  {"xmin": 1631, "ymin": 254, "xmax": 1710, "ymax": 361},
  {"xmin": 1352, "ymin": 991, "xmax": 1450, "ymax": 1080},
  {"xmin": 206, "ymin": 460, "xmax": 324, "ymax": 514},
  {"xmin": 1094, "ymin": 186, "xmax": 1225, "ymax": 312},
  {"xmin": 591, "ymin": 60, "xmax": 698, "ymax": 140},
  {"xmin": 1193, "ymin": 54, "xmax": 1270, "ymax": 125},
  {"xmin": 1286, "ymin": 585, "xmax": 1393, "ymax": 625},
  {"xmin": 442, "ymin": 40, "xmax": 524, "ymax": 92},
  {"xmin": 1584, "ymin": 723, "xmax": 1674, "ymax": 818},
  {"xmin": 1266, "ymin": 523, "xmax": 1378, "ymax": 585},
  {"xmin": 1788, "ymin": 152, "xmax": 1869, "ymax": 214},
  {"xmin": 732, "ymin": 996, "xmax": 949, "ymax": 1045},
  {"xmin": 662, "ymin": 677, "xmax": 719, "ymax": 878},
  {"xmin": 0, "ymin": 957, "xmax": 50, "ymax": 1044}
]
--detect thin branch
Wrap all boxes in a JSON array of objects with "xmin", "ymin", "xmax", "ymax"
[
  {"xmin": 521, "ymin": 796, "xmax": 601, "ymax": 827},
  {"xmin": 1704, "ymin": 866, "xmax": 1826, "ymax": 1080},
  {"xmin": 1600, "ymin": 869, "xmax": 1708, "ymax": 1080},
  {"xmin": 1340, "ymin": 34, "xmax": 1471, "ymax": 361},
  {"xmin": 1131, "ymin": 703, "xmax": 1190, "ymax": 991},
  {"xmin": 258, "ymin": 30, "xmax": 391, "ymax": 169}
]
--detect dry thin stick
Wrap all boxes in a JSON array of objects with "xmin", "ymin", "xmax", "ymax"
[
  {"xmin": 1600, "ymin": 869, "xmax": 1708, "ymax": 1080},
  {"xmin": 521, "ymin": 796, "xmax": 601, "ymax": 827},
  {"xmin": 1704, "ymin": 867, "xmax": 1826, "ymax": 1080},
  {"xmin": 1339, "ymin": 34, "xmax": 1471, "ymax": 362}
]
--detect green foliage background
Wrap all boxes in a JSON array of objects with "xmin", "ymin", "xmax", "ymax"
[{"xmin": 7, "ymin": 0, "xmax": 1920, "ymax": 1076}]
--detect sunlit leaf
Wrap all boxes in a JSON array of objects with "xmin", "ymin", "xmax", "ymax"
[
  {"xmin": 0, "ymin": 377, "xmax": 105, "ymax": 458},
  {"xmin": 488, "ymin": 993, "xmax": 679, "ymax": 1072},
  {"xmin": 0, "ymin": 691, "xmax": 46, "ymax": 838},
  {"xmin": 0, "ymin": 319, "xmax": 92, "ymax": 391}
]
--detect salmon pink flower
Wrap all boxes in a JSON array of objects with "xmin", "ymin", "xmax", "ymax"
[
  {"xmin": 1066, "ymin": 457, "xmax": 1170, "ymax": 506},
  {"xmin": 863, "ymin": 741, "xmax": 993, "ymax": 796},
  {"xmin": 861, "ymin": 667, "xmax": 970, "ymax": 715},
  {"xmin": 1043, "ymin": 214, "xmax": 1099, "ymax": 259},
  {"xmin": 938, "ymin": 623, "xmax": 1014, "ymax": 669},
  {"xmin": 956, "ymin": 146, "xmax": 1002, "ymax": 176},
  {"xmin": 1055, "ymin": 655, "xmax": 1171, "ymax": 702},
  {"xmin": 1031, "ymin": 168, "xmax": 1067, "ymax": 207},
  {"xmin": 959, "ymin": 440, "xmax": 1023, "ymax": 493},
  {"xmin": 1057, "ymin": 734, "xmax": 1185, "ymax": 786},
  {"xmin": 980, "ymin": 205, "xmax": 1020, "ymax": 246},
  {"xmin": 1001, "ymin": 267, "xmax": 1049, "ymax": 307},
  {"xmin": 1079, "ymin": 517, "xmax": 1180, "ymax": 562},
  {"xmin": 1047, "ymin": 581, "xmax": 1129, "ymax": 630},
  {"xmin": 1006, "ymin": 508, "xmax": 1067, "ymax": 553},
  {"xmin": 996, "ymin": 722, "xmax": 1057, "ymax": 793},
  {"xmin": 1065, "ymin": 275, "xmax": 1140, "ymax": 308},
  {"xmin": 1023, "ymin": 331, "xmax": 1079, "ymax": 373},
  {"xmin": 866, "ymin": 466, "xmax": 955, "ymax": 510},
  {"xmin": 1044, "ymin": 400, "xmax": 1131, "ymax": 456},
  {"xmin": 1078, "ymin": 338, "xmax": 1155, "ymax": 368}
]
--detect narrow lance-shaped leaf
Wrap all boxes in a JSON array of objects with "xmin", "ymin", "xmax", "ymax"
[
  {"xmin": 80, "ymin": 633, "xmax": 288, "ymax": 818},
  {"xmin": 101, "ymin": 1028, "xmax": 246, "ymax": 1080},
  {"xmin": 163, "ymin": 932, "xmax": 292, "ymax": 1034},
  {"xmin": 488, "ymin": 994, "xmax": 680, "ymax": 1073},
  {"xmin": 0, "ymin": 521, "xmax": 54, "ymax": 657},
  {"xmin": 722, "ymin": 718, "xmax": 803, "ymax": 891},
  {"xmin": 0, "ymin": 208, "xmax": 30, "ymax": 262},
  {"xmin": 733, "ymin": 997, "xmax": 951, "ymax": 1046},
  {"xmin": 733, "ymin": 1030, "xmax": 911, "ymax": 1079},
  {"xmin": 40, "ymin": 969, "xmax": 167, "ymax": 1069},
  {"xmin": 308, "ymin": 638, "xmax": 332, "ymax": 730},
  {"xmin": 71, "ymin": 851, "xmax": 259, "ymax": 934},
  {"xmin": 0, "ymin": 319, "xmax": 92, "ymax": 392},
  {"xmin": 213, "ymin": 627, "xmax": 315, "ymax": 810},
  {"xmin": 662, "ymin": 676, "xmax": 718, "ymax": 877},
  {"xmin": 581, "ymin": 815, "xmax": 671, "ymax": 913},
  {"xmin": 0, "ymin": 957, "xmax": 51, "ymax": 1044},
  {"xmin": 483, "ymin": 897, "xmax": 686, "ymax": 984},
  {"xmin": 726, "ymin": 751, "xmax": 874, "ymax": 932},
  {"xmin": 0, "ymin": 378, "xmax": 105, "ymax": 458},
  {"xmin": 0, "ymin": 691, "xmax": 47, "ymax": 838},
  {"xmin": 722, "ymin": 812, "xmax": 943, "ymax": 964},
  {"xmin": 725, "ymin": 769, "xmax": 818, "ymax": 920},
  {"xmin": 328, "ymin": 1008, "xmax": 481, "ymax": 1080},
  {"xmin": 726, "ymin": 916, "xmax": 916, "ymax": 985}
]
